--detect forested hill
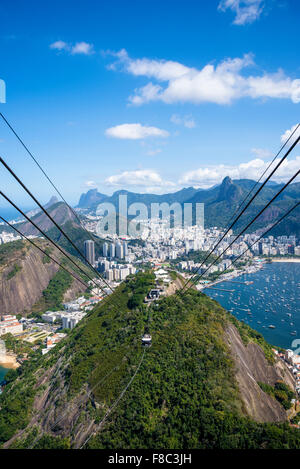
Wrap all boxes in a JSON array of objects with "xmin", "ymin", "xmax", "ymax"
[{"xmin": 1, "ymin": 271, "xmax": 300, "ymax": 449}]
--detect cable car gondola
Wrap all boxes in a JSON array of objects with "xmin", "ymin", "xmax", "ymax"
[{"xmin": 142, "ymin": 333, "xmax": 152, "ymax": 347}]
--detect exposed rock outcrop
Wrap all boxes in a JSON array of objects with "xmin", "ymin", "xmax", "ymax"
[
  {"xmin": 0, "ymin": 244, "xmax": 59, "ymax": 313},
  {"xmin": 225, "ymin": 323, "xmax": 294, "ymax": 423},
  {"xmin": 0, "ymin": 240, "xmax": 85, "ymax": 314}
]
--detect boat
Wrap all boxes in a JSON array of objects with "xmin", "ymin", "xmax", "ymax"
[{"xmin": 268, "ymin": 325, "xmax": 276, "ymax": 329}]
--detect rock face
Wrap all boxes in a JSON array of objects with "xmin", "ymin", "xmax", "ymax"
[
  {"xmin": 77, "ymin": 189, "xmax": 107, "ymax": 209},
  {"xmin": 225, "ymin": 323, "xmax": 294, "ymax": 423},
  {"xmin": 0, "ymin": 244, "xmax": 59, "ymax": 313},
  {"xmin": 217, "ymin": 176, "xmax": 243, "ymax": 203},
  {"xmin": 0, "ymin": 240, "xmax": 85, "ymax": 314}
]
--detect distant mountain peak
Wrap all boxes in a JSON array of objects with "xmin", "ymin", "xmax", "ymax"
[
  {"xmin": 44, "ymin": 196, "xmax": 59, "ymax": 209},
  {"xmin": 218, "ymin": 176, "xmax": 242, "ymax": 203},
  {"xmin": 77, "ymin": 189, "xmax": 107, "ymax": 208}
]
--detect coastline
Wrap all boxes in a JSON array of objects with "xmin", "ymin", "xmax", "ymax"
[
  {"xmin": 0, "ymin": 353, "xmax": 20, "ymax": 370},
  {"xmin": 197, "ymin": 263, "xmax": 263, "ymax": 290},
  {"xmin": 270, "ymin": 258, "xmax": 300, "ymax": 263}
]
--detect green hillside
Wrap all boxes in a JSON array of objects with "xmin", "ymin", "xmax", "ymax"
[{"xmin": 1, "ymin": 272, "xmax": 300, "ymax": 449}]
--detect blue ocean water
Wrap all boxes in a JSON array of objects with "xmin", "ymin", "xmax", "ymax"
[
  {"xmin": 0, "ymin": 206, "xmax": 34, "ymax": 222},
  {"xmin": 205, "ymin": 262, "xmax": 300, "ymax": 350},
  {"xmin": 0, "ymin": 365, "xmax": 8, "ymax": 383}
]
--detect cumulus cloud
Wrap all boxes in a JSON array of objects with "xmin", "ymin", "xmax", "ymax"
[
  {"xmin": 50, "ymin": 40, "xmax": 69, "ymax": 51},
  {"xmin": 49, "ymin": 41, "xmax": 94, "ymax": 55},
  {"xmin": 105, "ymin": 169, "xmax": 175, "ymax": 189},
  {"xmin": 180, "ymin": 156, "xmax": 300, "ymax": 188},
  {"xmin": 71, "ymin": 42, "xmax": 94, "ymax": 55},
  {"xmin": 105, "ymin": 123, "xmax": 169, "ymax": 140},
  {"xmin": 280, "ymin": 124, "xmax": 300, "ymax": 146},
  {"xmin": 218, "ymin": 0, "xmax": 264, "ymax": 25},
  {"xmin": 170, "ymin": 114, "xmax": 196, "ymax": 128},
  {"xmin": 107, "ymin": 49, "xmax": 300, "ymax": 106}
]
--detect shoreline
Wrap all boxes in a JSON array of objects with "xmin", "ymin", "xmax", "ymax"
[
  {"xmin": 198, "ymin": 263, "xmax": 263, "ymax": 290},
  {"xmin": 0, "ymin": 353, "xmax": 20, "ymax": 370},
  {"xmin": 270, "ymin": 258, "xmax": 300, "ymax": 263}
]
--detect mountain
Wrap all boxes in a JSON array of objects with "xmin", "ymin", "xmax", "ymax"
[
  {"xmin": 77, "ymin": 187, "xmax": 200, "ymax": 211},
  {"xmin": 25, "ymin": 196, "xmax": 59, "ymax": 219},
  {"xmin": 0, "ymin": 239, "xmax": 90, "ymax": 314},
  {"xmin": 13, "ymin": 201, "xmax": 105, "ymax": 260},
  {"xmin": 188, "ymin": 178, "xmax": 300, "ymax": 235},
  {"xmin": 19, "ymin": 201, "xmax": 79, "ymax": 236},
  {"xmin": 77, "ymin": 189, "xmax": 108, "ymax": 209},
  {"xmin": 1, "ymin": 271, "xmax": 299, "ymax": 449},
  {"xmin": 77, "ymin": 178, "xmax": 300, "ymax": 236}
]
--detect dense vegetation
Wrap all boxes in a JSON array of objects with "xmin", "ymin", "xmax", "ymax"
[
  {"xmin": 0, "ymin": 240, "xmax": 26, "ymax": 266},
  {"xmin": 42, "ymin": 246, "xmax": 53, "ymax": 264},
  {"xmin": 258, "ymin": 381, "xmax": 295, "ymax": 410},
  {"xmin": 2, "ymin": 333, "xmax": 33, "ymax": 358},
  {"xmin": 6, "ymin": 263, "xmax": 22, "ymax": 280},
  {"xmin": 125, "ymin": 271, "xmax": 155, "ymax": 309},
  {"xmin": 31, "ymin": 267, "xmax": 73, "ymax": 312},
  {"xmin": 1, "ymin": 272, "xmax": 300, "ymax": 449}
]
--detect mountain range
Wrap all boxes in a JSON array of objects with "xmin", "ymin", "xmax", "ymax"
[{"xmin": 77, "ymin": 177, "xmax": 300, "ymax": 236}]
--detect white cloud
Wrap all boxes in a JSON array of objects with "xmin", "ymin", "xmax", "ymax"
[
  {"xmin": 84, "ymin": 180, "xmax": 97, "ymax": 188},
  {"xmin": 251, "ymin": 148, "xmax": 273, "ymax": 159},
  {"xmin": 49, "ymin": 41, "xmax": 94, "ymax": 55},
  {"xmin": 280, "ymin": 124, "xmax": 300, "ymax": 146},
  {"xmin": 107, "ymin": 50, "xmax": 300, "ymax": 106},
  {"xmin": 170, "ymin": 114, "xmax": 196, "ymax": 128},
  {"xmin": 71, "ymin": 42, "xmax": 94, "ymax": 55},
  {"xmin": 105, "ymin": 123, "xmax": 169, "ymax": 140},
  {"xmin": 180, "ymin": 156, "xmax": 300, "ymax": 188},
  {"xmin": 50, "ymin": 40, "xmax": 69, "ymax": 51},
  {"xmin": 218, "ymin": 0, "xmax": 264, "ymax": 25},
  {"xmin": 105, "ymin": 169, "xmax": 175, "ymax": 189}
]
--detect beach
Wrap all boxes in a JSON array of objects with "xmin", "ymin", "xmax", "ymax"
[
  {"xmin": 271, "ymin": 258, "xmax": 300, "ymax": 263},
  {"xmin": 0, "ymin": 353, "xmax": 20, "ymax": 369}
]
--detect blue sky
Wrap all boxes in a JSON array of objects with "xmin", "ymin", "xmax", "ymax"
[{"xmin": 0, "ymin": 0, "xmax": 299, "ymax": 213}]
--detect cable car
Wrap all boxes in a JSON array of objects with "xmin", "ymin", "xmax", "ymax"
[{"xmin": 142, "ymin": 333, "xmax": 152, "ymax": 347}]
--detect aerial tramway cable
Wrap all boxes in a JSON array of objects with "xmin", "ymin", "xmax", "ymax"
[
  {"xmin": 182, "ymin": 168, "xmax": 300, "ymax": 292},
  {"xmin": 179, "ymin": 134, "xmax": 300, "ymax": 293},
  {"xmin": 0, "ymin": 214, "xmax": 90, "ymax": 290},
  {"xmin": 0, "ymin": 112, "xmax": 106, "ymax": 254},
  {"xmin": 0, "ymin": 155, "xmax": 114, "ymax": 293}
]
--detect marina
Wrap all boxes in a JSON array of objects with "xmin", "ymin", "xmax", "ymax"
[{"xmin": 205, "ymin": 262, "xmax": 300, "ymax": 349}]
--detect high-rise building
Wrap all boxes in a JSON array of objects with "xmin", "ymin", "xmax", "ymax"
[
  {"xmin": 123, "ymin": 241, "xmax": 128, "ymax": 257},
  {"xmin": 116, "ymin": 242, "xmax": 124, "ymax": 259},
  {"xmin": 103, "ymin": 242, "xmax": 108, "ymax": 257},
  {"xmin": 109, "ymin": 243, "xmax": 115, "ymax": 258},
  {"xmin": 84, "ymin": 240, "xmax": 95, "ymax": 265}
]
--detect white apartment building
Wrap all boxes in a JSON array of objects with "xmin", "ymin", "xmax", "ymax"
[{"xmin": 0, "ymin": 314, "xmax": 23, "ymax": 336}]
